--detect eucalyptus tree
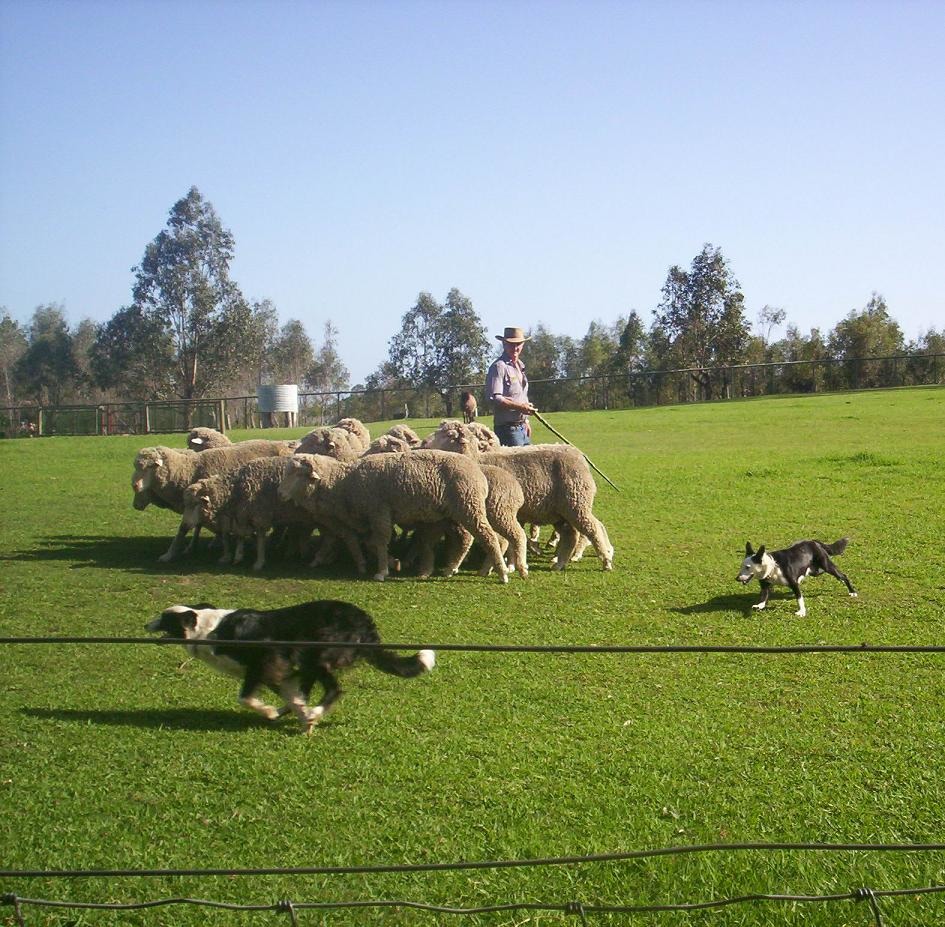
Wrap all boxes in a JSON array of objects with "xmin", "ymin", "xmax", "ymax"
[
  {"xmin": 124, "ymin": 187, "xmax": 266, "ymax": 403},
  {"xmin": 386, "ymin": 289, "xmax": 489, "ymax": 415},
  {"xmin": 650, "ymin": 244, "xmax": 750, "ymax": 399},
  {"xmin": 827, "ymin": 293, "xmax": 904, "ymax": 389},
  {"xmin": 14, "ymin": 303, "xmax": 80, "ymax": 406},
  {"xmin": 270, "ymin": 318, "xmax": 315, "ymax": 386},
  {"xmin": 0, "ymin": 309, "xmax": 27, "ymax": 406},
  {"xmin": 305, "ymin": 321, "xmax": 349, "ymax": 392}
]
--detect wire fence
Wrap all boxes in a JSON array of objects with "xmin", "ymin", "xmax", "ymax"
[
  {"xmin": 3, "ymin": 635, "xmax": 945, "ymax": 923},
  {"xmin": 4, "ymin": 352, "xmax": 943, "ymax": 436}
]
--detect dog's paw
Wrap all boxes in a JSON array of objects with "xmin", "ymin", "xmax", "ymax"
[
  {"xmin": 850, "ymin": 592, "xmax": 858, "ymax": 598},
  {"xmin": 751, "ymin": 603, "xmax": 766, "ymax": 611},
  {"xmin": 794, "ymin": 609, "xmax": 807, "ymax": 617},
  {"xmin": 304, "ymin": 706, "xmax": 325, "ymax": 734}
]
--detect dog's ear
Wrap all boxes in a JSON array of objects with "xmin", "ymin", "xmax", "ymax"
[
  {"xmin": 745, "ymin": 542, "xmax": 754, "ymax": 556},
  {"xmin": 178, "ymin": 609, "xmax": 199, "ymax": 630},
  {"xmin": 754, "ymin": 545, "xmax": 765, "ymax": 560}
]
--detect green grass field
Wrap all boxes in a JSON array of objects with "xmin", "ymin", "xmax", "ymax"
[{"xmin": 1, "ymin": 387, "xmax": 943, "ymax": 926}]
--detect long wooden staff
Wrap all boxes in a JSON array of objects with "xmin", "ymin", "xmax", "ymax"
[{"xmin": 531, "ymin": 410, "xmax": 621, "ymax": 492}]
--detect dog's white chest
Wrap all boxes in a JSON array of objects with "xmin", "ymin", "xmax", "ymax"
[{"xmin": 188, "ymin": 644, "xmax": 244, "ymax": 679}]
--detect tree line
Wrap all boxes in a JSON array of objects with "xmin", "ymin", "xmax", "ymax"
[{"xmin": 2, "ymin": 187, "xmax": 943, "ymax": 414}]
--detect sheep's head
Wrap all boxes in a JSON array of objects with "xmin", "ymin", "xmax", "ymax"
[
  {"xmin": 279, "ymin": 454, "xmax": 322, "ymax": 505},
  {"xmin": 131, "ymin": 447, "xmax": 167, "ymax": 505},
  {"xmin": 422, "ymin": 421, "xmax": 475, "ymax": 455},
  {"xmin": 468, "ymin": 423, "xmax": 500, "ymax": 452},
  {"xmin": 383, "ymin": 424, "xmax": 419, "ymax": 448},
  {"xmin": 335, "ymin": 417, "xmax": 368, "ymax": 442},
  {"xmin": 182, "ymin": 477, "xmax": 219, "ymax": 528},
  {"xmin": 366, "ymin": 435, "xmax": 411, "ymax": 455},
  {"xmin": 187, "ymin": 427, "xmax": 230, "ymax": 452},
  {"xmin": 295, "ymin": 427, "xmax": 333, "ymax": 456}
]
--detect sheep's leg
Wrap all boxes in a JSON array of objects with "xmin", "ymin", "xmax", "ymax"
[
  {"xmin": 560, "ymin": 514, "xmax": 613, "ymax": 571},
  {"xmin": 181, "ymin": 525, "xmax": 202, "ymax": 556},
  {"xmin": 370, "ymin": 512, "xmax": 394, "ymax": 581},
  {"xmin": 460, "ymin": 514, "xmax": 508, "ymax": 583},
  {"xmin": 309, "ymin": 531, "xmax": 338, "ymax": 568},
  {"xmin": 217, "ymin": 532, "xmax": 233, "ymax": 565},
  {"xmin": 551, "ymin": 523, "xmax": 581, "ymax": 571},
  {"xmin": 158, "ymin": 521, "xmax": 192, "ymax": 562},
  {"xmin": 477, "ymin": 535, "xmax": 509, "ymax": 576},
  {"xmin": 252, "ymin": 530, "xmax": 268, "ymax": 571},
  {"xmin": 527, "ymin": 524, "xmax": 542, "ymax": 556},
  {"xmin": 337, "ymin": 530, "xmax": 367, "ymax": 574},
  {"xmin": 440, "ymin": 525, "xmax": 474, "ymax": 576},
  {"xmin": 482, "ymin": 516, "xmax": 527, "ymax": 579},
  {"xmin": 413, "ymin": 524, "xmax": 444, "ymax": 578},
  {"xmin": 570, "ymin": 533, "xmax": 591, "ymax": 562}
]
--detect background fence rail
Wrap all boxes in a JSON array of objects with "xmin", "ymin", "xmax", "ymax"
[{"xmin": 4, "ymin": 353, "xmax": 943, "ymax": 436}]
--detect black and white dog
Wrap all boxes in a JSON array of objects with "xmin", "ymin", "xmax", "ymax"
[
  {"xmin": 146, "ymin": 600, "xmax": 435, "ymax": 733},
  {"xmin": 736, "ymin": 538, "xmax": 857, "ymax": 617}
]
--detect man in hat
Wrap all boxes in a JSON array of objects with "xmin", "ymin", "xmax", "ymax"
[{"xmin": 485, "ymin": 326, "xmax": 538, "ymax": 446}]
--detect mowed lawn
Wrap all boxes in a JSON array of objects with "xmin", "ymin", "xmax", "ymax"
[{"xmin": 1, "ymin": 387, "xmax": 943, "ymax": 926}]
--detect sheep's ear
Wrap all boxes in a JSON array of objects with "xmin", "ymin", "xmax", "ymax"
[
  {"xmin": 154, "ymin": 456, "xmax": 164, "ymax": 468},
  {"xmin": 745, "ymin": 542, "xmax": 753, "ymax": 556}
]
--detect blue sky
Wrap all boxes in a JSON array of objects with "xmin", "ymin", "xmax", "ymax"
[{"xmin": 1, "ymin": 0, "xmax": 943, "ymax": 385}]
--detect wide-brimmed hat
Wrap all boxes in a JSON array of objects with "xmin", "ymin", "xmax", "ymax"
[{"xmin": 496, "ymin": 326, "xmax": 530, "ymax": 343}]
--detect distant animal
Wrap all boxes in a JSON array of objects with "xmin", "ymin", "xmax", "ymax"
[
  {"xmin": 736, "ymin": 538, "xmax": 857, "ymax": 617},
  {"xmin": 460, "ymin": 391, "xmax": 477, "ymax": 424},
  {"xmin": 146, "ymin": 600, "xmax": 435, "ymax": 733}
]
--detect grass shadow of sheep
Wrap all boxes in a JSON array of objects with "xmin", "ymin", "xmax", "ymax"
[{"xmin": 0, "ymin": 534, "xmax": 177, "ymax": 571}]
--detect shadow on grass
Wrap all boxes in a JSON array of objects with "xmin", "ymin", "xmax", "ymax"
[
  {"xmin": 671, "ymin": 593, "xmax": 758, "ymax": 615},
  {"xmin": 0, "ymin": 534, "xmax": 360, "ymax": 578},
  {"xmin": 21, "ymin": 706, "xmax": 337, "ymax": 734},
  {"xmin": 2, "ymin": 533, "xmax": 568, "ymax": 581}
]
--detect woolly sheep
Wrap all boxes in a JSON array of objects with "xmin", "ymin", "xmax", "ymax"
[
  {"xmin": 383, "ymin": 424, "xmax": 422, "ymax": 448},
  {"xmin": 334, "ymin": 417, "xmax": 371, "ymax": 452},
  {"xmin": 182, "ymin": 457, "xmax": 314, "ymax": 571},
  {"xmin": 131, "ymin": 441, "xmax": 295, "ymax": 561},
  {"xmin": 422, "ymin": 419, "xmax": 500, "ymax": 454},
  {"xmin": 187, "ymin": 427, "xmax": 231, "ymax": 451},
  {"xmin": 362, "ymin": 434, "xmax": 415, "ymax": 455},
  {"xmin": 278, "ymin": 451, "xmax": 510, "ymax": 583},
  {"xmin": 294, "ymin": 426, "xmax": 362, "ymax": 461},
  {"xmin": 418, "ymin": 422, "xmax": 613, "ymax": 571},
  {"xmin": 410, "ymin": 463, "xmax": 527, "ymax": 579}
]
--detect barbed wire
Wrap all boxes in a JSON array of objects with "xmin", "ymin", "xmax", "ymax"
[{"xmin": 4, "ymin": 880, "xmax": 945, "ymax": 925}]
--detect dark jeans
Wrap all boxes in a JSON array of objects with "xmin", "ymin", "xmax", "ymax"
[{"xmin": 495, "ymin": 422, "xmax": 530, "ymax": 446}]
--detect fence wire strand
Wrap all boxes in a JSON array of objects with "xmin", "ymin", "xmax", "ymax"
[
  {"xmin": 2, "ymin": 636, "xmax": 945, "ymax": 654},
  {"xmin": 5, "ymin": 883, "xmax": 945, "ymax": 924}
]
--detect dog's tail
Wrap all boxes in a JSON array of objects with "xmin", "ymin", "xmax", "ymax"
[
  {"xmin": 823, "ymin": 537, "xmax": 850, "ymax": 556},
  {"xmin": 367, "ymin": 647, "xmax": 436, "ymax": 678}
]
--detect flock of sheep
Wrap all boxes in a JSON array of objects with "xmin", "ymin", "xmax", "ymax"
[{"xmin": 131, "ymin": 417, "xmax": 614, "ymax": 582}]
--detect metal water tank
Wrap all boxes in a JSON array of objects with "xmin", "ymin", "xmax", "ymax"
[{"xmin": 256, "ymin": 384, "xmax": 299, "ymax": 426}]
